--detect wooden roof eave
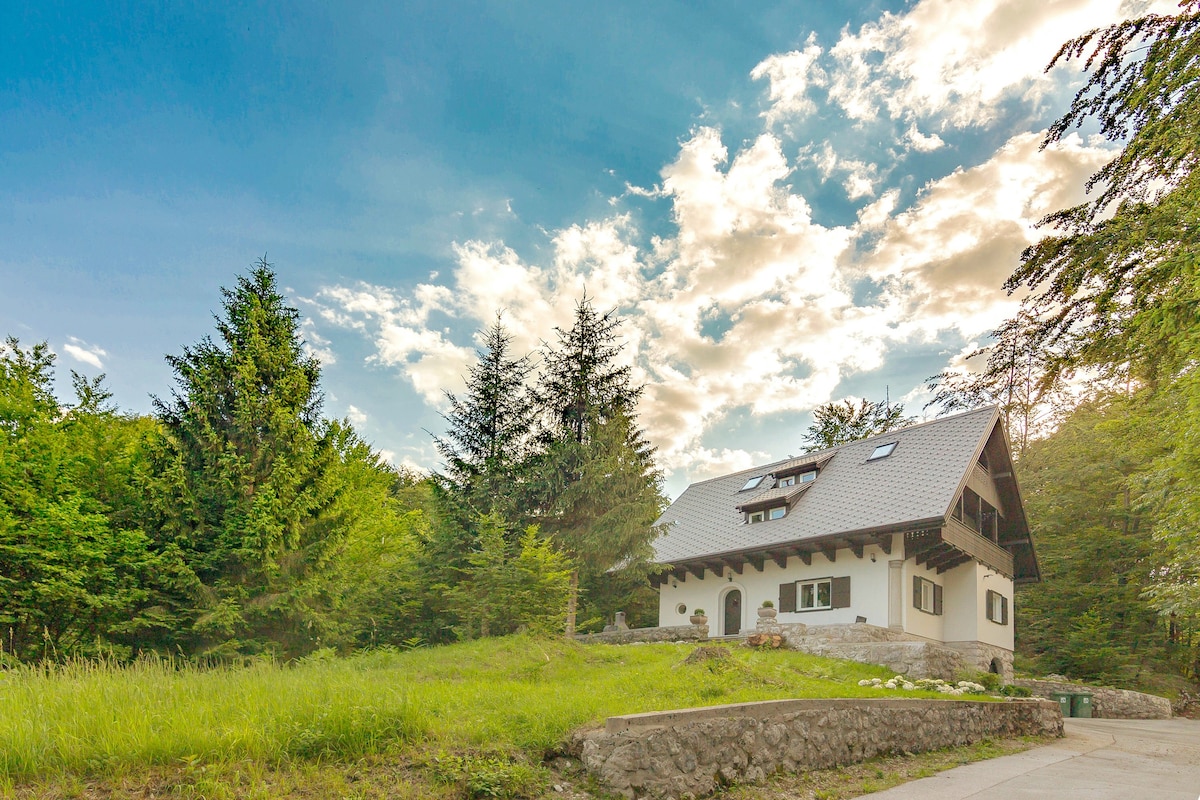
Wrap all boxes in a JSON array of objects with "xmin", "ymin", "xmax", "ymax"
[{"xmin": 651, "ymin": 517, "xmax": 943, "ymax": 573}]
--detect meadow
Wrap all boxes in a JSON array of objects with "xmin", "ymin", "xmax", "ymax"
[{"xmin": 0, "ymin": 636, "xmax": 989, "ymax": 798}]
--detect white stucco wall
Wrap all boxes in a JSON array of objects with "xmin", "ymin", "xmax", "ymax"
[
  {"xmin": 903, "ymin": 560, "xmax": 946, "ymax": 642},
  {"xmin": 940, "ymin": 561, "xmax": 1013, "ymax": 650},
  {"xmin": 658, "ymin": 535, "xmax": 1013, "ymax": 651},
  {"xmin": 658, "ymin": 541, "xmax": 896, "ymax": 635}
]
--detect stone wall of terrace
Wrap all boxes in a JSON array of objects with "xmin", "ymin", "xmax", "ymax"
[
  {"xmin": 1012, "ymin": 679, "xmax": 1172, "ymax": 719},
  {"xmin": 568, "ymin": 697, "xmax": 1062, "ymax": 799}
]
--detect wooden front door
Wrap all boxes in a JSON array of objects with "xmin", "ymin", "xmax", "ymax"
[{"xmin": 723, "ymin": 589, "xmax": 742, "ymax": 636}]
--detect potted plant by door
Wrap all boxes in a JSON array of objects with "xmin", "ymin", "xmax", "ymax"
[
  {"xmin": 689, "ymin": 609, "xmax": 708, "ymax": 625},
  {"xmin": 758, "ymin": 600, "xmax": 777, "ymax": 619}
]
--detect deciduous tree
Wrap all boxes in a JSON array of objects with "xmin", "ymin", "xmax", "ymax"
[{"xmin": 800, "ymin": 397, "xmax": 915, "ymax": 453}]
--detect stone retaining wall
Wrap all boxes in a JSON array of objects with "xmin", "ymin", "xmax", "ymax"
[
  {"xmin": 575, "ymin": 624, "xmax": 708, "ymax": 645},
  {"xmin": 776, "ymin": 622, "xmax": 968, "ymax": 679},
  {"xmin": 570, "ymin": 697, "xmax": 1061, "ymax": 799},
  {"xmin": 1012, "ymin": 679, "xmax": 1172, "ymax": 719}
]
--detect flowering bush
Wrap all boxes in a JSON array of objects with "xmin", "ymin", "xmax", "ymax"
[{"xmin": 857, "ymin": 676, "xmax": 991, "ymax": 696}]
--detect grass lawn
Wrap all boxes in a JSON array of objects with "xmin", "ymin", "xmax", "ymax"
[{"xmin": 0, "ymin": 636, "xmax": 1013, "ymax": 798}]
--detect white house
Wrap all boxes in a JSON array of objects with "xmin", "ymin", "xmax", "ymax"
[{"xmin": 650, "ymin": 406, "xmax": 1040, "ymax": 675}]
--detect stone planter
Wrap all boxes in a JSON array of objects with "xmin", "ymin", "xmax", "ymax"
[
  {"xmin": 757, "ymin": 607, "xmax": 777, "ymax": 620},
  {"xmin": 689, "ymin": 615, "xmax": 708, "ymax": 626}
]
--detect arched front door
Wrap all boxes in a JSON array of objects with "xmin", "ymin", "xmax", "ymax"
[{"xmin": 723, "ymin": 589, "xmax": 742, "ymax": 636}]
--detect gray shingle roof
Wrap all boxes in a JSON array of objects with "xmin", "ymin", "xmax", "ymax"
[{"xmin": 652, "ymin": 406, "xmax": 1001, "ymax": 564}]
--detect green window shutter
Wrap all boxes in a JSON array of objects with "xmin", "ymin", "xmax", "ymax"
[
  {"xmin": 933, "ymin": 583, "xmax": 943, "ymax": 616},
  {"xmin": 913, "ymin": 575, "xmax": 921, "ymax": 609},
  {"xmin": 779, "ymin": 582, "xmax": 797, "ymax": 613},
  {"xmin": 831, "ymin": 576, "xmax": 851, "ymax": 609},
  {"xmin": 985, "ymin": 590, "xmax": 994, "ymax": 621}
]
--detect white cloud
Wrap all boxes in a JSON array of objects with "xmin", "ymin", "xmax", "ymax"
[
  {"xmin": 62, "ymin": 337, "xmax": 107, "ymax": 370},
  {"xmin": 314, "ymin": 2, "xmax": 1134, "ymax": 488},
  {"xmin": 300, "ymin": 318, "xmax": 336, "ymax": 364},
  {"xmin": 802, "ymin": 143, "xmax": 881, "ymax": 200},
  {"xmin": 856, "ymin": 131, "xmax": 1113, "ymax": 338},
  {"xmin": 315, "ymin": 125, "xmax": 1113, "ymax": 485},
  {"xmin": 346, "ymin": 404, "xmax": 368, "ymax": 426},
  {"xmin": 824, "ymin": 0, "xmax": 1176, "ymax": 127},
  {"xmin": 750, "ymin": 34, "xmax": 826, "ymax": 130},
  {"xmin": 905, "ymin": 124, "xmax": 945, "ymax": 152}
]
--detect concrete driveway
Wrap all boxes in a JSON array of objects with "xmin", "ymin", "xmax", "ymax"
[{"xmin": 854, "ymin": 718, "xmax": 1200, "ymax": 799}]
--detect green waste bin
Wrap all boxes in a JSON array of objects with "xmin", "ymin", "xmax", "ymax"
[
  {"xmin": 1071, "ymin": 692, "xmax": 1094, "ymax": 718},
  {"xmin": 1050, "ymin": 691, "xmax": 1073, "ymax": 717}
]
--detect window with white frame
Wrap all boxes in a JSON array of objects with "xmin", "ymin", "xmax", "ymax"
[
  {"xmin": 768, "ymin": 506, "xmax": 786, "ymax": 520},
  {"xmin": 779, "ymin": 576, "xmax": 850, "ymax": 612},
  {"xmin": 799, "ymin": 470, "xmax": 816, "ymax": 483},
  {"xmin": 986, "ymin": 589, "xmax": 1009, "ymax": 625},
  {"xmin": 912, "ymin": 576, "xmax": 943, "ymax": 615},
  {"xmin": 799, "ymin": 578, "xmax": 832, "ymax": 610},
  {"xmin": 748, "ymin": 510, "xmax": 765, "ymax": 523},
  {"xmin": 778, "ymin": 475, "xmax": 796, "ymax": 487}
]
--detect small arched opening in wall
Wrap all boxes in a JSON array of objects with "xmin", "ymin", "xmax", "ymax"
[
  {"xmin": 719, "ymin": 585, "xmax": 745, "ymax": 637},
  {"xmin": 989, "ymin": 657, "xmax": 1003, "ymax": 675}
]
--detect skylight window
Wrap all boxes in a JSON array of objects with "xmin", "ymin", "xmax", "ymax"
[
  {"xmin": 868, "ymin": 442, "xmax": 898, "ymax": 461},
  {"xmin": 740, "ymin": 475, "xmax": 764, "ymax": 491}
]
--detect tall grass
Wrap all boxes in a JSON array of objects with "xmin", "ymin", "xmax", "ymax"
[{"xmin": 0, "ymin": 637, "xmax": 921, "ymax": 781}]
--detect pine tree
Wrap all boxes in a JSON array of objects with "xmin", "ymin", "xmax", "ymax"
[
  {"xmin": 151, "ymin": 259, "xmax": 342, "ymax": 658},
  {"xmin": 527, "ymin": 297, "xmax": 665, "ymax": 636}
]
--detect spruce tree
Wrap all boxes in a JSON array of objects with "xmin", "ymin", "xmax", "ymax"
[
  {"xmin": 527, "ymin": 296, "xmax": 665, "ymax": 636},
  {"xmin": 433, "ymin": 315, "xmax": 534, "ymax": 518},
  {"xmin": 152, "ymin": 259, "xmax": 342, "ymax": 658}
]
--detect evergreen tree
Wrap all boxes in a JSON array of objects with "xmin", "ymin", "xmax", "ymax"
[
  {"xmin": 537, "ymin": 295, "xmax": 640, "ymax": 446},
  {"xmin": 800, "ymin": 397, "xmax": 915, "ymax": 453},
  {"xmin": 527, "ymin": 297, "xmax": 665, "ymax": 636},
  {"xmin": 151, "ymin": 259, "xmax": 342, "ymax": 658},
  {"xmin": 445, "ymin": 515, "xmax": 572, "ymax": 639},
  {"xmin": 433, "ymin": 315, "xmax": 534, "ymax": 519}
]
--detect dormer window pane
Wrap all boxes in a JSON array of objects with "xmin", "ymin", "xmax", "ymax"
[
  {"xmin": 768, "ymin": 507, "xmax": 786, "ymax": 520},
  {"xmin": 741, "ymin": 475, "xmax": 764, "ymax": 491},
  {"xmin": 868, "ymin": 442, "xmax": 898, "ymax": 461},
  {"xmin": 779, "ymin": 475, "xmax": 795, "ymax": 488},
  {"xmin": 799, "ymin": 470, "xmax": 816, "ymax": 483}
]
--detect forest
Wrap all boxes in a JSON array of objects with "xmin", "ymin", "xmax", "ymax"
[{"xmin": 1, "ymin": 3, "xmax": 1198, "ymax": 695}]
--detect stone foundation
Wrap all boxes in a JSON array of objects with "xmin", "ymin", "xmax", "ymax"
[
  {"xmin": 943, "ymin": 641, "xmax": 1013, "ymax": 681},
  {"xmin": 578, "ymin": 622, "xmax": 1013, "ymax": 682},
  {"xmin": 779, "ymin": 623, "xmax": 971, "ymax": 679},
  {"xmin": 1012, "ymin": 679, "xmax": 1172, "ymax": 719},
  {"xmin": 569, "ymin": 697, "xmax": 1062, "ymax": 799}
]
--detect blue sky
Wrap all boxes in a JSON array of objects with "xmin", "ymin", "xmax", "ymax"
[{"xmin": 1, "ymin": 1, "xmax": 1162, "ymax": 495}]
